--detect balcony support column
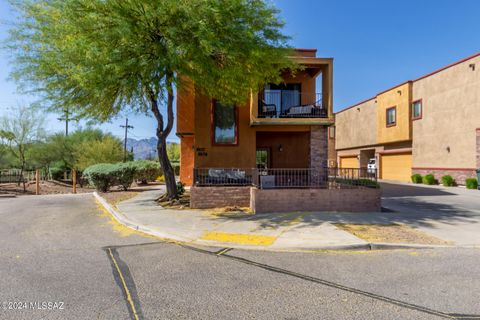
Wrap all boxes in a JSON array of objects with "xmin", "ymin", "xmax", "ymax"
[{"xmin": 310, "ymin": 126, "xmax": 328, "ymax": 184}]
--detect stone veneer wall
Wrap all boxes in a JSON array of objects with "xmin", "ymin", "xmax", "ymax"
[
  {"xmin": 250, "ymin": 188, "xmax": 381, "ymax": 213},
  {"xmin": 190, "ymin": 186, "xmax": 251, "ymax": 209},
  {"xmin": 412, "ymin": 169, "xmax": 476, "ymax": 185},
  {"xmin": 310, "ymin": 126, "xmax": 328, "ymax": 184}
]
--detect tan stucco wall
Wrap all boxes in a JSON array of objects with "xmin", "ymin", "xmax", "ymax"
[
  {"xmin": 335, "ymin": 99, "xmax": 377, "ymax": 150},
  {"xmin": 376, "ymin": 82, "xmax": 412, "ymax": 144},
  {"xmin": 412, "ymin": 55, "xmax": 480, "ymax": 169}
]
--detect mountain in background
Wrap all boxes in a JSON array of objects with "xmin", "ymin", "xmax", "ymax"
[{"xmin": 126, "ymin": 137, "xmax": 178, "ymax": 160}]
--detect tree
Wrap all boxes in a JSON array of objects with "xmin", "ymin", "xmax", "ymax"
[
  {"xmin": 74, "ymin": 135, "xmax": 124, "ymax": 171},
  {"xmin": 7, "ymin": 0, "xmax": 296, "ymax": 199},
  {"xmin": 167, "ymin": 143, "xmax": 180, "ymax": 163},
  {"xmin": 0, "ymin": 105, "xmax": 45, "ymax": 191}
]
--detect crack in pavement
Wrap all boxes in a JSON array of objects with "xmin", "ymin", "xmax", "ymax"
[{"xmin": 106, "ymin": 240, "xmax": 480, "ymax": 320}]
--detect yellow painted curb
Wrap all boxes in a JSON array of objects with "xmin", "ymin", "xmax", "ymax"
[{"xmin": 200, "ymin": 231, "xmax": 276, "ymax": 246}]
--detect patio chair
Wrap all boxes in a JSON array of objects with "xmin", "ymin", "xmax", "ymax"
[{"xmin": 259, "ymin": 99, "xmax": 277, "ymax": 118}]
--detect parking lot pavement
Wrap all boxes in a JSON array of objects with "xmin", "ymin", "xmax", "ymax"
[
  {"xmin": 380, "ymin": 182, "xmax": 480, "ymax": 245},
  {"xmin": 1, "ymin": 194, "xmax": 480, "ymax": 319}
]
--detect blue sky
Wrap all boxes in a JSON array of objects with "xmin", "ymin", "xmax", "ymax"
[{"xmin": 1, "ymin": 0, "xmax": 480, "ymax": 140}]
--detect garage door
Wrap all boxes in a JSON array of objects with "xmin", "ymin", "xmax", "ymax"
[
  {"xmin": 380, "ymin": 153, "xmax": 412, "ymax": 182},
  {"xmin": 339, "ymin": 156, "xmax": 358, "ymax": 169}
]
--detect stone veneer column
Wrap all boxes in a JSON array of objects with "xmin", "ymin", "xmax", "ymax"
[
  {"xmin": 310, "ymin": 126, "xmax": 328, "ymax": 184},
  {"xmin": 476, "ymin": 128, "xmax": 480, "ymax": 169}
]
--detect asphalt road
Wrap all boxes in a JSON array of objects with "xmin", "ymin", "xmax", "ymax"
[{"xmin": 0, "ymin": 194, "xmax": 479, "ymax": 319}]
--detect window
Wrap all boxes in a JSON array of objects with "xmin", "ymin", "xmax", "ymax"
[
  {"xmin": 412, "ymin": 100, "xmax": 422, "ymax": 120},
  {"xmin": 262, "ymin": 83, "xmax": 301, "ymax": 114},
  {"xmin": 328, "ymin": 126, "xmax": 335, "ymax": 139},
  {"xmin": 386, "ymin": 106, "xmax": 396, "ymax": 127},
  {"xmin": 212, "ymin": 101, "xmax": 237, "ymax": 145},
  {"xmin": 256, "ymin": 148, "xmax": 269, "ymax": 169}
]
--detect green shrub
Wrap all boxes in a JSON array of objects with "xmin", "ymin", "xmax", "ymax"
[
  {"xmin": 171, "ymin": 161, "xmax": 180, "ymax": 176},
  {"xmin": 333, "ymin": 178, "xmax": 380, "ymax": 188},
  {"xmin": 132, "ymin": 160, "xmax": 162, "ymax": 184},
  {"xmin": 115, "ymin": 162, "xmax": 136, "ymax": 191},
  {"xmin": 466, "ymin": 178, "xmax": 478, "ymax": 190},
  {"xmin": 411, "ymin": 174, "xmax": 422, "ymax": 184},
  {"xmin": 49, "ymin": 166, "xmax": 64, "ymax": 181},
  {"xmin": 176, "ymin": 181, "xmax": 185, "ymax": 195},
  {"xmin": 422, "ymin": 174, "xmax": 436, "ymax": 185},
  {"xmin": 441, "ymin": 175, "xmax": 455, "ymax": 187},
  {"xmin": 82, "ymin": 163, "xmax": 118, "ymax": 192}
]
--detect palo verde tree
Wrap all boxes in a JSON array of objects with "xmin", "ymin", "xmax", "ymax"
[
  {"xmin": 0, "ymin": 104, "xmax": 45, "ymax": 191},
  {"xmin": 7, "ymin": 0, "xmax": 296, "ymax": 199}
]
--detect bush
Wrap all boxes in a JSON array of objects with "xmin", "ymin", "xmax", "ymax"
[
  {"xmin": 422, "ymin": 174, "xmax": 436, "ymax": 185},
  {"xmin": 411, "ymin": 174, "xmax": 422, "ymax": 184},
  {"xmin": 83, "ymin": 163, "xmax": 118, "ymax": 192},
  {"xmin": 171, "ymin": 161, "xmax": 180, "ymax": 176},
  {"xmin": 466, "ymin": 178, "xmax": 478, "ymax": 190},
  {"xmin": 116, "ymin": 162, "xmax": 136, "ymax": 191},
  {"xmin": 441, "ymin": 175, "xmax": 455, "ymax": 187},
  {"xmin": 132, "ymin": 160, "xmax": 162, "ymax": 184},
  {"xmin": 156, "ymin": 175, "xmax": 165, "ymax": 182},
  {"xmin": 176, "ymin": 181, "xmax": 185, "ymax": 195},
  {"xmin": 49, "ymin": 166, "xmax": 65, "ymax": 181}
]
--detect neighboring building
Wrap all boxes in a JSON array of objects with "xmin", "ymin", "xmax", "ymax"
[
  {"xmin": 335, "ymin": 53, "xmax": 480, "ymax": 184},
  {"xmin": 176, "ymin": 49, "xmax": 381, "ymax": 213}
]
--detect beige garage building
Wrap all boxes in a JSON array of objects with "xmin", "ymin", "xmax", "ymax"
[{"xmin": 335, "ymin": 53, "xmax": 480, "ymax": 184}]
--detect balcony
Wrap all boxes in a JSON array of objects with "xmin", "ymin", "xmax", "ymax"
[{"xmin": 258, "ymin": 90, "xmax": 327, "ymax": 119}]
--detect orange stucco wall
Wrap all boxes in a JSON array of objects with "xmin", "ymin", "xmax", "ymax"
[
  {"xmin": 176, "ymin": 77, "xmax": 195, "ymax": 134},
  {"xmin": 179, "ymin": 136, "xmax": 194, "ymax": 185}
]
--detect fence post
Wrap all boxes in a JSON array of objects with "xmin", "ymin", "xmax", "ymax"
[
  {"xmin": 35, "ymin": 169, "xmax": 40, "ymax": 195},
  {"xmin": 72, "ymin": 169, "xmax": 77, "ymax": 194}
]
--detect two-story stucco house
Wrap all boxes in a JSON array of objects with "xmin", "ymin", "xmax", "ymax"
[
  {"xmin": 176, "ymin": 49, "xmax": 380, "ymax": 213},
  {"xmin": 335, "ymin": 53, "xmax": 480, "ymax": 184}
]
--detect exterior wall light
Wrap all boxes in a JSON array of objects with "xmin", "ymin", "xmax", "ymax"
[
  {"xmin": 446, "ymin": 146, "xmax": 450, "ymax": 153},
  {"xmin": 469, "ymin": 63, "xmax": 475, "ymax": 71},
  {"xmin": 278, "ymin": 144, "xmax": 283, "ymax": 152}
]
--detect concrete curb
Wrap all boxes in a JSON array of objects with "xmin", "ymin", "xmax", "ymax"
[
  {"xmin": 93, "ymin": 192, "xmax": 195, "ymax": 244},
  {"xmin": 93, "ymin": 192, "xmax": 470, "ymax": 252}
]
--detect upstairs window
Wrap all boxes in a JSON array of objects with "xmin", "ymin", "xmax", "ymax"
[
  {"xmin": 212, "ymin": 101, "xmax": 238, "ymax": 145},
  {"xmin": 386, "ymin": 106, "xmax": 396, "ymax": 127},
  {"xmin": 412, "ymin": 100, "xmax": 422, "ymax": 120}
]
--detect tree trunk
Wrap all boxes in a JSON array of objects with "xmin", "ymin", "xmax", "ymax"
[
  {"xmin": 148, "ymin": 72, "xmax": 177, "ymax": 200},
  {"xmin": 157, "ymin": 133, "xmax": 177, "ymax": 199}
]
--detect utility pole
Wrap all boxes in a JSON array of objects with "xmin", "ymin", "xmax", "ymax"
[
  {"xmin": 120, "ymin": 118, "xmax": 134, "ymax": 162},
  {"xmin": 58, "ymin": 107, "xmax": 71, "ymax": 136}
]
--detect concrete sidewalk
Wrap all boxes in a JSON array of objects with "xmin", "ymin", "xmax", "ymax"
[{"xmin": 96, "ymin": 186, "xmax": 480, "ymax": 251}]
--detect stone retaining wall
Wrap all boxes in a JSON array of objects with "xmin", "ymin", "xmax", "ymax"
[
  {"xmin": 190, "ymin": 186, "xmax": 251, "ymax": 209},
  {"xmin": 250, "ymin": 187, "xmax": 381, "ymax": 213}
]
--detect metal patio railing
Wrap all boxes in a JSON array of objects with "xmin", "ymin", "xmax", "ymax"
[
  {"xmin": 258, "ymin": 92, "xmax": 327, "ymax": 118},
  {"xmin": 193, "ymin": 167, "xmax": 378, "ymax": 189}
]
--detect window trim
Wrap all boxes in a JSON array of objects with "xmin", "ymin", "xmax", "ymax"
[
  {"xmin": 412, "ymin": 99, "xmax": 423, "ymax": 121},
  {"xmin": 211, "ymin": 100, "xmax": 239, "ymax": 146},
  {"xmin": 386, "ymin": 106, "xmax": 397, "ymax": 127}
]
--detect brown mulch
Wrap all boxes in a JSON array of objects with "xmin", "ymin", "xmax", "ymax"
[
  {"xmin": 334, "ymin": 223, "xmax": 451, "ymax": 245},
  {"xmin": 0, "ymin": 181, "xmax": 93, "ymax": 195},
  {"xmin": 157, "ymin": 192, "xmax": 190, "ymax": 209}
]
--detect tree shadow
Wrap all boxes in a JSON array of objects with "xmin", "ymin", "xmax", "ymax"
[{"xmin": 205, "ymin": 183, "xmax": 480, "ymax": 231}]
